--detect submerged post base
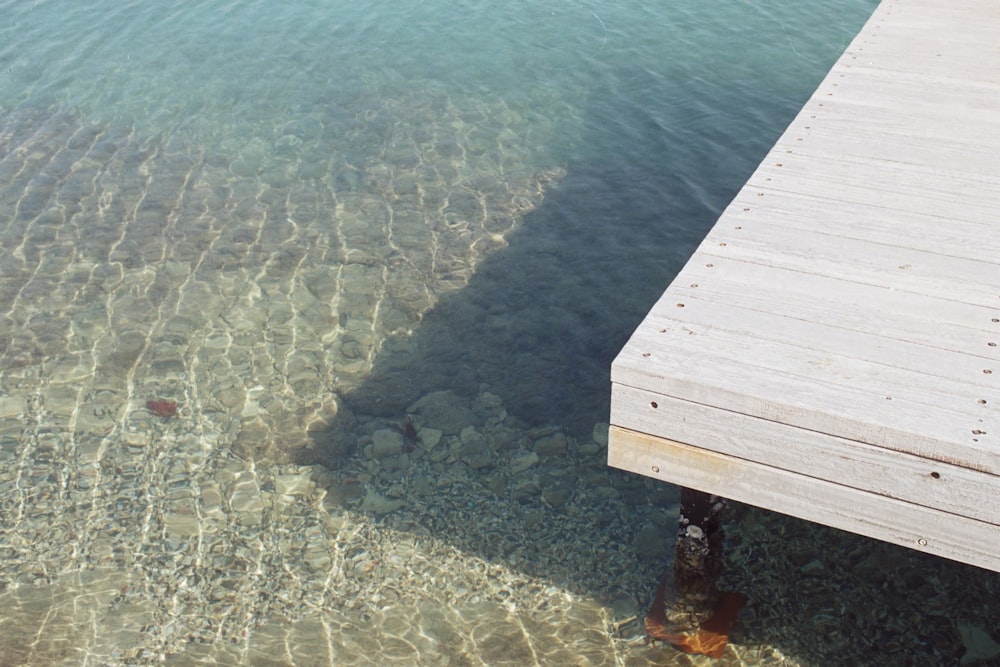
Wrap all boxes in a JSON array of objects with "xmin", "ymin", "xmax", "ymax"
[{"xmin": 645, "ymin": 488, "xmax": 746, "ymax": 658}]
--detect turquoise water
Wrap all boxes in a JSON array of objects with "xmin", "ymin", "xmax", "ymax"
[
  {"xmin": 0, "ymin": 0, "xmax": 879, "ymax": 433},
  {"xmin": 22, "ymin": 1, "xmax": 1000, "ymax": 665}
]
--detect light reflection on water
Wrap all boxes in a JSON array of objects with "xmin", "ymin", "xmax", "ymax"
[{"xmin": 14, "ymin": 1, "xmax": 990, "ymax": 665}]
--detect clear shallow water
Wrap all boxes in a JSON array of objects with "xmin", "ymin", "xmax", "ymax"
[{"xmin": 14, "ymin": 1, "xmax": 997, "ymax": 665}]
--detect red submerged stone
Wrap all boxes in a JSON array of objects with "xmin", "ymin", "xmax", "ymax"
[{"xmin": 146, "ymin": 400, "xmax": 178, "ymax": 418}]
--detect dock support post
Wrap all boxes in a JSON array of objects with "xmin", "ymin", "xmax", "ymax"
[
  {"xmin": 674, "ymin": 487, "xmax": 726, "ymax": 614},
  {"xmin": 645, "ymin": 488, "xmax": 746, "ymax": 658}
]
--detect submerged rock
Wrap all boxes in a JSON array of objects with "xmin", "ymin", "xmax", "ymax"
[
  {"xmin": 371, "ymin": 429, "xmax": 404, "ymax": 459},
  {"xmin": 534, "ymin": 432, "xmax": 567, "ymax": 457},
  {"xmin": 408, "ymin": 391, "xmax": 477, "ymax": 435},
  {"xmin": 508, "ymin": 451, "xmax": 538, "ymax": 475},
  {"xmin": 459, "ymin": 426, "xmax": 492, "ymax": 469},
  {"xmin": 360, "ymin": 489, "xmax": 405, "ymax": 515}
]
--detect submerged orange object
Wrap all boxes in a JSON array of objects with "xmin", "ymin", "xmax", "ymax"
[
  {"xmin": 664, "ymin": 591, "xmax": 747, "ymax": 658},
  {"xmin": 646, "ymin": 575, "xmax": 747, "ymax": 659},
  {"xmin": 146, "ymin": 400, "xmax": 178, "ymax": 418}
]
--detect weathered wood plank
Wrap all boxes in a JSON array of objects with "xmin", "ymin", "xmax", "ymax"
[
  {"xmin": 778, "ymin": 100, "xmax": 1000, "ymax": 153},
  {"xmin": 707, "ymin": 190, "xmax": 1000, "ymax": 261},
  {"xmin": 614, "ymin": 324, "xmax": 1000, "ymax": 474},
  {"xmin": 773, "ymin": 112, "xmax": 1000, "ymax": 162},
  {"xmin": 612, "ymin": 385, "xmax": 1000, "ymax": 525},
  {"xmin": 809, "ymin": 73, "xmax": 1000, "ymax": 124},
  {"xmin": 747, "ymin": 159, "xmax": 1000, "ymax": 221},
  {"xmin": 609, "ymin": 426, "xmax": 1000, "ymax": 573},
  {"xmin": 645, "ymin": 297, "xmax": 997, "ymax": 392},
  {"xmin": 661, "ymin": 259, "xmax": 999, "ymax": 350},
  {"xmin": 697, "ymin": 223, "xmax": 999, "ymax": 307}
]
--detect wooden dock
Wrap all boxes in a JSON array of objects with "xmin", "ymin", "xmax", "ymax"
[{"xmin": 609, "ymin": 0, "xmax": 1000, "ymax": 573}]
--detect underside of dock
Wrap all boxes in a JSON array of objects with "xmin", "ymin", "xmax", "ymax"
[{"xmin": 609, "ymin": 0, "xmax": 1000, "ymax": 572}]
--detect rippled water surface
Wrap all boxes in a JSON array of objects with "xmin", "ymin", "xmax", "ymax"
[{"xmin": 15, "ymin": 1, "xmax": 997, "ymax": 666}]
